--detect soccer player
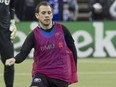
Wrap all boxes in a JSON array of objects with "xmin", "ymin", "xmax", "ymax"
[
  {"xmin": 5, "ymin": 1, "xmax": 78, "ymax": 87},
  {"xmin": 0, "ymin": 0, "xmax": 17, "ymax": 87}
]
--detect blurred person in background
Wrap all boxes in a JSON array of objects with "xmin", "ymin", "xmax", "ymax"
[
  {"xmin": 68, "ymin": 0, "xmax": 78, "ymax": 21},
  {"xmin": 63, "ymin": 0, "xmax": 78, "ymax": 21},
  {"xmin": 47, "ymin": 0, "xmax": 62, "ymax": 21},
  {"xmin": 5, "ymin": 1, "xmax": 78, "ymax": 87},
  {"xmin": 63, "ymin": 1, "xmax": 70, "ymax": 21},
  {"xmin": 109, "ymin": 0, "xmax": 116, "ymax": 20},
  {"xmin": 0, "ymin": 0, "xmax": 17, "ymax": 87},
  {"xmin": 89, "ymin": 0, "xmax": 114, "ymax": 21},
  {"xmin": 15, "ymin": 0, "xmax": 78, "ymax": 21}
]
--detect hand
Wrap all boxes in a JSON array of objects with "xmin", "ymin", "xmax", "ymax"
[
  {"xmin": 9, "ymin": 19, "xmax": 17, "ymax": 40},
  {"xmin": 5, "ymin": 58, "xmax": 16, "ymax": 66}
]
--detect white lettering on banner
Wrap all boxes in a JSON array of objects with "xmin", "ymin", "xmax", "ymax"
[
  {"xmin": 73, "ymin": 31, "xmax": 93, "ymax": 58},
  {"xmin": 93, "ymin": 22, "xmax": 116, "ymax": 57},
  {"xmin": 73, "ymin": 22, "xmax": 116, "ymax": 58}
]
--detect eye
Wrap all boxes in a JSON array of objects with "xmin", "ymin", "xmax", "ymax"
[
  {"xmin": 48, "ymin": 11, "xmax": 52, "ymax": 14},
  {"xmin": 41, "ymin": 11, "xmax": 46, "ymax": 15}
]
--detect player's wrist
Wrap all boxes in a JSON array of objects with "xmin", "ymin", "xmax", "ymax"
[
  {"xmin": 10, "ymin": 19, "xmax": 15, "ymax": 25},
  {"xmin": 14, "ymin": 57, "xmax": 18, "ymax": 63}
]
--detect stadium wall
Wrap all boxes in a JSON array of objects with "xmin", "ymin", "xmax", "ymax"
[{"xmin": 14, "ymin": 21, "xmax": 116, "ymax": 58}]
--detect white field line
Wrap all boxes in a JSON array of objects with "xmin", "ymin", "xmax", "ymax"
[
  {"xmin": 79, "ymin": 71, "xmax": 116, "ymax": 75},
  {"xmin": 79, "ymin": 60, "xmax": 116, "ymax": 64}
]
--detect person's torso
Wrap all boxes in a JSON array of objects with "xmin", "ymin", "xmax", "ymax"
[
  {"xmin": 0, "ymin": 0, "xmax": 10, "ymax": 28},
  {"xmin": 32, "ymin": 23, "xmax": 67, "ymax": 72}
]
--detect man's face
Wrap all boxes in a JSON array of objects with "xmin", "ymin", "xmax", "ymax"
[{"xmin": 36, "ymin": 5, "xmax": 53, "ymax": 26}]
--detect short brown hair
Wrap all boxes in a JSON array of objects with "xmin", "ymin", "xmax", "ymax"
[{"xmin": 35, "ymin": 1, "xmax": 52, "ymax": 13}]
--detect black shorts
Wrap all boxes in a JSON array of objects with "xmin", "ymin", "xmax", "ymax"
[
  {"xmin": 0, "ymin": 27, "xmax": 14, "ymax": 64},
  {"xmin": 30, "ymin": 73, "xmax": 68, "ymax": 87}
]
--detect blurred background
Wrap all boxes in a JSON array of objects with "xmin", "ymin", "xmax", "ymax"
[
  {"xmin": 1, "ymin": 0, "xmax": 116, "ymax": 87},
  {"xmin": 14, "ymin": 0, "xmax": 116, "ymax": 22}
]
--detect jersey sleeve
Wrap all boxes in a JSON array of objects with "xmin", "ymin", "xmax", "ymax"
[
  {"xmin": 62, "ymin": 25, "xmax": 77, "ymax": 67},
  {"xmin": 15, "ymin": 32, "xmax": 35, "ymax": 63}
]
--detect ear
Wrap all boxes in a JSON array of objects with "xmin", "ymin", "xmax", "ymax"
[{"xmin": 35, "ymin": 13, "xmax": 39, "ymax": 19}]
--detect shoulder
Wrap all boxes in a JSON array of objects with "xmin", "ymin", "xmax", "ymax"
[
  {"xmin": 32, "ymin": 26, "xmax": 39, "ymax": 32},
  {"xmin": 54, "ymin": 22, "xmax": 68, "ymax": 31},
  {"xmin": 56, "ymin": 23, "xmax": 71, "ymax": 36}
]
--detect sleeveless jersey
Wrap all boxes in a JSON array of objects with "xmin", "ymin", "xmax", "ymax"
[{"xmin": 32, "ymin": 23, "xmax": 78, "ymax": 83}]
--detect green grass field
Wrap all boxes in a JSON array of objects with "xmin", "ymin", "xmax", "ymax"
[{"xmin": 0, "ymin": 58, "xmax": 116, "ymax": 87}]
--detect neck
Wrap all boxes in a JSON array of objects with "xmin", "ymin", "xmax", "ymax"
[{"xmin": 39, "ymin": 22, "xmax": 53, "ymax": 30}]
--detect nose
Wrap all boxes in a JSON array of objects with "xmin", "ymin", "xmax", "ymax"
[{"xmin": 45, "ymin": 14, "xmax": 49, "ymax": 18}]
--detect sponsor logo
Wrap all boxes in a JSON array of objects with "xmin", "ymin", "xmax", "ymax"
[{"xmin": 34, "ymin": 78, "xmax": 41, "ymax": 83}]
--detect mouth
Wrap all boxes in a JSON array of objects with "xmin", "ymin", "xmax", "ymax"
[{"xmin": 44, "ymin": 19, "xmax": 50, "ymax": 21}]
